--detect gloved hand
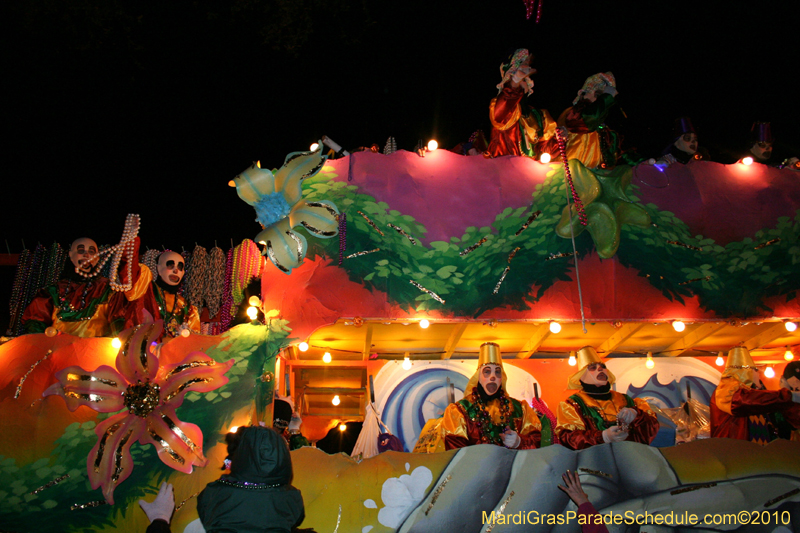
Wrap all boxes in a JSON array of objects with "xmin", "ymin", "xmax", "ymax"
[
  {"xmin": 512, "ymin": 66, "xmax": 535, "ymax": 84},
  {"xmin": 603, "ymin": 85, "xmax": 618, "ymax": 97},
  {"xmin": 139, "ymin": 482, "xmax": 174, "ymax": 524},
  {"xmin": 602, "ymin": 426, "xmax": 629, "ymax": 443},
  {"xmin": 792, "ymin": 391, "xmax": 800, "ymax": 404},
  {"xmin": 289, "ymin": 413, "xmax": 303, "ymax": 432},
  {"xmin": 617, "ymin": 407, "xmax": 637, "ymax": 425},
  {"xmin": 502, "ymin": 429, "xmax": 521, "ymax": 449}
]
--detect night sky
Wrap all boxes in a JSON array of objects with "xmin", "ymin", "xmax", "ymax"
[{"xmin": 5, "ymin": 0, "xmax": 799, "ymax": 251}]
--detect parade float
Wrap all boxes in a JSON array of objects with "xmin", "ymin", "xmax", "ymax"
[{"xmin": 1, "ymin": 144, "xmax": 799, "ymax": 532}]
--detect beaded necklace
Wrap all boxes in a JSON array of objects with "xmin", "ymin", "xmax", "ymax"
[
  {"xmin": 74, "ymin": 214, "xmax": 139, "ymax": 292},
  {"xmin": 216, "ymin": 476, "xmax": 284, "ymax": 490},
  {"xmin": 206, "ymin": 246, "xmax": 226, "ymax": 319},
  {"xmin": 468, "ymin": 387, "xmax": 512, "ymax": 445},
  {"xmin": 154, "ymin": 284, "xmax": 188, "ymax": 337}
]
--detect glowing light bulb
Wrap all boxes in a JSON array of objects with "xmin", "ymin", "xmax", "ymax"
[
  {"xmin": 310, "ymin": 143, "xmax": 319, "ymax": 151},
  {"xmin": 229, "ymin": 426, "xmax": 239, "ymax": 433},
  {"xmin": 332, "ymin": 395, "xmax": 340, "ymax": 406},
  {"xmin": 246, "ymin": 306, "xmax": 258, "ymax": 320},
  {"xmin": 785, "ymin": 321, "xmax": 798, "ymax": 332},
  {"xmin": 549, "ymin": 321, "xmax": 561, "ymax": 334},
  {"xmin": 339, "ymin": 423, "xmax": 347, "ymax": 432},
  {"xmin": 111, "ymin": 337, "xmax": 122, "ymax": 349},
  {"xmin": 540, "ymin": 152, "xmax": 551, "ymax": 163},
  {"xmin": 785, "ymin": 350, "xmax": 794, "ymax": 361},
  {"xmin": 298, "ymin": 342, "xmax": 309, "ymax": 352},
  {"xmin": 715, "ymin": 353, "xmax": 725, "ymax": 366},
  {"xmin": 419, "ymin": 319, "xmax": 430, "ymax": 329},
  {"xmin": 180, "ymin": 328, "xmax": 191, "ymax": 338},
  {"xmin": 645, "ymin": 352, "xmax": 655, "ymax": 369},
  {"xmin": 672, "ymin": 320, "xmax": 686, "ymax": 332},
  {"xmin": 248, "ymin": 295, "xmax": 261, "ymax": 306},
  {"xmin": 568, "ymin": 352, "xmax": 577, "ymax": 366},
  {"xmin": 228, "ymin": 180, "xmax": 236, "ymax": 187},
  {"xmin": 764, "ymin": 366, "xmax": 775, "ymax": 379},
  {"xmin": 427, "ymin": 140, "xmax": 438, "ymax": 151},
  {"xmin": 402, "ymin": 357, "xmax": 412, "ymax": 370},
  {"xmin": 742, "ymin": 157, "xmax": 754, "ymax": 166},
  {"xmin": 322, "ymin": 352, "xmax": 332, "ymax": 363}
]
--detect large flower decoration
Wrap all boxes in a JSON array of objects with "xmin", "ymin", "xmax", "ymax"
[
  {"xmin": 554, "ymin": 159, "xmax": 650, "ymax": 258},
  {"xmin": 43, "ymin": 318, "xmax": 234, "ymax": 504},
  {"xmin": 233, "ymin": 142, "xmax": 340, "ymax": 274}
]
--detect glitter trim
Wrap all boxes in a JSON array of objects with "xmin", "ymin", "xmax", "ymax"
[
  {"xmin": 148, "ymin": 428, "xmax": 185, "ymax": 465},
  {"xmin": 666, "ymin": 240, "xmax": 703, "ymax": 252},
  {"xmin": 300, "ymin": 221, "xmax": 337, "ymax": 237},
  {"xmin": 175, "ymin": 491, "xmax": 201, "ymax": 511},
  {"xmin": 94, "ymin": 422, "xmax": 121, "ymax": 473},
  {"xmin": 460, "ymin": 237, "xmax": 487, "ymax": 256},
  {"xmin": 679, "ymin": 275, "xmax": 712, "ymax": 286},
  {"xmin": 409, "ymin": 280, "xmax": 445, "ymax": 304},
  {"xmin": 333, "ymin": 504, "xmax": 342, "ymax": 533},
  {"xmin": 493, "ymin": 266, "xmax": 511, "ymax": 294},
  {"xmin": 162, "ymin": 412, "xmax": 199, "ymax": 452},
  {"xmin": 112, "ymin": 429, "xmax": 134, "ymax": 483},
  {"xmin": 71, "ymin": 500, "xmax": 107, "ymax": 511},
  {"xmin": 66, "ymin": 373, "xmax": 118, "ymax": 387},
  {"xmin": 357, "ymin": 211, "xmax": 385, "ymax": 236},
  {"xmin": 65, "ymin": 391, "xmax": 105, "ymax": 403},
  {"xmin": 165, "ymin": 360, "xmax": 216, "ymax": 379},
  {"xmin": 424, "ymin": 474, "xmax": 451, "ymax": 515},
  {"xmin": 216, "ymin": 478, "xmax": 284, "ymax": 489},
  {"xmin": 754, "ymin": 238, "xmax": 780, "ymax": 250},
  {"xmin": 546, "ymin": 251, "xmax": 577, "ymax": 261},
  {"xmin": 670, "ymin": 482, "xmax": 717, "ymax": 495},
  {"xmin": 515, "ymin": 210, "xmax": 541, "ymax": 236},
  {"xmin": 507, "ymin": 247, "xmax": 521, "ymax": 263},
  {"xmin": 30, "ymin": 474, "xmax": 70, "ymax": 495},
  {"xmin": 388, "ymin": 224, "xmax": 417, "ymax": 245},
  {"xmin": 265, "ymin": 241, "xmax": 289, "ymax": 273},
  {"xmin": 579, "ymin": 468, "xmax": 612, "ymax": 478},
  {"xmin": 15, "ymin": 350, "xmax": 52, "ymax": 399},
  {"xmin": 286, "ymin": 231, "xmax": 304, "ymax": 263},
  {"xmin": 306, "ymin": 201, "xmax": 339, "ymax": 218},
  {"xmin": 164, "ymin": 377, "xmax": 211, "ymax": 403},
  {"xmin": 485, "ymin": 491, "xmax": 515, "ymax": 532},
  {"xmin": 764, "ymin": 488, "xmax": 800, "ymax": 508},
  {"xmin": 346, "ymin": 248, "xmax": 380, "ymax": 259}
]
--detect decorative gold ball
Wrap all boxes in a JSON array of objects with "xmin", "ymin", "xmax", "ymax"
[{"xmin": 45, "ymin": 327, "xmax": 58, "ymax": 337}]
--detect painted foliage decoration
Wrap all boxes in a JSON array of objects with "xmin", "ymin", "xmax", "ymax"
[
  {"xmin": 232, "ymin": 142, "xmax": 340, "ymax": 274},
  {"xmin": 42, "ymin": 318, "xmax": 234, "ymax": 503}
]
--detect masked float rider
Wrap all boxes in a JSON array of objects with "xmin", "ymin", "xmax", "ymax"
[
  {"xmin": 143, "ymin": 251, "xmax": 200, "ymax": 340},
  {"xmin": 711, "ymin": 347, "xmax": 800, "ymax": 444},
  {"xmin": 441, "ymin": 342, "xmax": 551, "ymax": 450},
  {"xmin": 22, "ymin": 234, "xmax": 151, "ymax": 337},
  {"xmin": 556, "ymin": 346, "xmax": 658, "ymax": 450}
]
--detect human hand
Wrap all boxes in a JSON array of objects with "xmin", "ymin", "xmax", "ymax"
[
  {"xmin": 289, "ymin": 413, "xmax": 302, "ymax": 431},
  {"xmin": 558, "ymin": 470, "xmax": 590, "ymax": 506},
  {"xmin": 602, "ymin": 426, "xmax": 628, "ymax": 443},
  {"xmin": 138, "ymin": 482, "xmax": 174, "ymax": 524},
  {"xmin": 617, "ymin": 407, "xmax": 637, "ymax": 425},
  {"xmin": 502, "ymin": 429, "xmax": 521, "ymax": 449},
  {"xmin": 603, "ymin": 85, "xmax": 618, "ymax": 97}
]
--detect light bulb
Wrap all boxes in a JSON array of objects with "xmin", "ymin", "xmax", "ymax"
[
  {"xmin": 228, "ymin": 180, "xmax": 236, "ymax": 187},
  {"xmin": 549, "ymin": 321, "xmax": 561, "ymax": 334},
  {"xmin": 111, "ymin": 337, "xmax": 122, "ymax": 349},
  {"xmin": 180, "ymin": 327, "xmax": 191, "ymax": 338},
  {"xmin": 785, "ymin": 321, "xmax": 798, "ymax": 332},
  {"xmin": 540, "ymin": 152, "xmax": 551, "ymax": 163},
  {"xmin": 645, "ymin": 352, "xmax": 655, "ymax": 369},
  {"xmin": 672, "ymin": 320, "xmax": 686, "ymax": 332},
  {"xmin": 248, "ymin": 295, "xmax": 261, "ymax": 306},
  {"xmin": 298, "ymin": 342, "xmax": 309, "ymax": 352},
  {"xmin": 339, "ymin": 423, "xmax": 347, "ymax": 432},
  {"xmin": 764, "ymin": 366, "xmax": 775, "ymax": 379},
  {"xmin": 322, "ymin": 352, "xmax": 332, "ymax": 363},
  {"xmin": 229, "ymin": 426, "xmax": 239, "ymax": 433},
  {"xmin": 742, "ymin": 157, "xmax": 754, "ymax": 166},
  {"xmin": 716, "ymin": 353, "xmax": 724, "ymax": 366},
  {"xmin": 332, "ymin": 395, "xmax": 340, "ymax": 406},
  {"xmin": 246, "ymin": 306, "xmax": 258, "ymax": 320},
  {"xmin": 785, "ymin": 350, "xmax": 794, "ymax": 361},
  {"xmin": 427, "ymin": 140, "xmax": 438, "ymax": 151},
  {"xmin": 568, "ymin": 353, "xmax": 577, "ymax": 366},
  {"xmin": 402, "ymin": 357, "xmax": 412, "ymax": 370},
  {"xmin": 419, "ymin": 319, "xmax": 430, "ymax": 329},
  {"xmin": 310, "ymin": 143, "xmax": 319, "ymax": 151}
]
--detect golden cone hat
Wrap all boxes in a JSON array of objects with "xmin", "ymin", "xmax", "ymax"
[
  {"xmin": 568, "ymin": 346, "xmax": 616, "ymax": 389},
  {"xmin": 465, "ymin": 342, "xmax": 508, "ymax": 397},
  {"xmin": 726, "ymin": 346, "xmax": 756, "ymax": 369}
]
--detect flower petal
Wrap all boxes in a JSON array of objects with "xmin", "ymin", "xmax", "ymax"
[
  {"xmin": 158, "ymin": 352, "xmax": 234, "ymax": 408},
  {"xmin": 233, "ymin": 164, "xmax": 277, "ymax": 206},
  {"xmin": 115, "ymin": 320, "xmax": 162, "ymax": 383},
  {"xmin": 289, "ymin": 200, "xmax": 340, "ymax": 238},
  {"xmin": 274, "ymin": 145, "xmax": 326, "ymax": 205},
  {"xmin": 43, "ymin": 365, "xmax": 126, "ymax": 413},
  {"xmin": 87, "ymin": 412, "xmax": 145, "ymax": 504},
  {"xmin": 141, "ymin": 405, "xmax": 207, "ymax": 474},
  {"xmin": 256, "ymin": 220, "xmax": 307, "ymax": 274}
]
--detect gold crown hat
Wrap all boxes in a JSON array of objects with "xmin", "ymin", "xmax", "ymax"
[
  {"xmin": 568, "ymin": 346, "xmax": 616, "ymax": 389},
  {"xmin": 465, "ymin": 342, "xmax": 508, "ymax": 396},
  {"xmin": 722, "ymin": 346, "xmax": 759, "ymax": 385}
]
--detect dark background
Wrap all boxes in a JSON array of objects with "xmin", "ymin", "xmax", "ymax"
[{"xmin": 3, "ymin": 0, "xmax": 799, "ymax": 325}]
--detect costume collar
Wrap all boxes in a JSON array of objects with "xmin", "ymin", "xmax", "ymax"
[
  {"xmin": 580, "ymin": 381, "xmax": 612, "ymax": 400},
  {"xmin": 156, "ymin": 276, "xmax": 181, "ymax": 295}
]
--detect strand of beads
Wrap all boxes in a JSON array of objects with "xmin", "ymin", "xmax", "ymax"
[
  {"xmin": 7, "ymin": 248, "xmax": 32, "ymax": 335},
  {"xmin": 108, "ymin": 214, "xmax": 140, "ymax": 292},
  {"xmin": 337, "ymin": 213, "xmax": 347, "ymax": 265},
  {"xmin": 554, "ymin": 129, "xmax": 588, "ymax": 226},
  {"xmin": 219, "ymin": 248, "xmax": 234, "ymax": 332},
  {"xmin": 206, "ymin": 246, "xmax": 226, "ymax": 319}
]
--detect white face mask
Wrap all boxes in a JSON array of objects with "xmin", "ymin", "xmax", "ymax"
[
  {"xmin": 69, "ymin": 238, "xmax": 99, "ymax": 273},
  {"xmin": 157, "ymin": 251, "xmax": 185, "ymax": 286},
  {"xmin": 479, "ymin": 364, "xmax": 502, "ymax": 395},
  {"xmin": 675, "ymin": 133, "xmax": 698, "ymax": 154},
  {"xmin": 582, "ymin": 363, "xmax": 609, "ymax": 386}
]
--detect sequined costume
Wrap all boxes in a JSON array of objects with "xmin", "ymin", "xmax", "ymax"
[
  {"xmin": 557, "ymin": 93, "xmax": 619, "ymax": 169},
  {"xmin": 143, "ymin": 283, "xmax": 201, "ymax": 339},
  {"xmin": 488, "ymin": 86, "xmax": 559, "ymax": 158},
  {"xmin": 441, "ymin": 342, "xmax": 550, "ymax": 450},
  {"xmin": 556, "ymin": 390, "xmax": 658, "ymax": 450},
  {"xmin": 711, "ymin": 347, "xmax": 800, "ymax": 444},
  {"xmin": 21, "ymin": 238, "xmax": 151, "ymax": 337}
]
